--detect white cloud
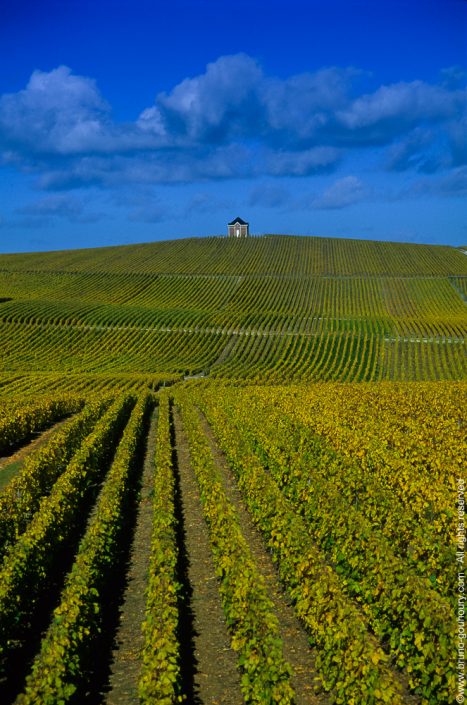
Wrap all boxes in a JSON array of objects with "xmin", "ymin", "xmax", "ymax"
[
  {"xmin": 260, "ymin": 67, "xmax": 354, "ymax": 142},
  {"xmin": 0, "ymin": 66, "xmax": 110, "ymax": 155},
  {"xmin": 0, "ymin": 57, "xmax": 465, "ymax": 190},
  {"xmin": 155, "ymin": 53, "xmax": 263, "ymax": 142},
  {"xmin": 338, "ymin": 81, "xmax": 465, "ymax": 131}
]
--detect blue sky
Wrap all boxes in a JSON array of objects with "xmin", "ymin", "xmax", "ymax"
[{"xmin": 0, "ymin": 0, "xmax": 465, "ymax": 252}]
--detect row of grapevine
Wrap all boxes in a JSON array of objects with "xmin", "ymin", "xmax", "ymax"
[
  {"xmin": 0, "ymin": 269, "xmax": 242, "ymax": 310},
  {"xmin": 0, "ymin": 397, "xmax": 111, "ymax": 559},
  {"xmin": 0, "ymin": 395, "xmax": 84, "ymax": 455},
  {"xmin": 187, "ymin": 387, "xmax": 410, "ymax": 704},
  {"xmin": 0, "ymin": 275, "xmax": 464, "ymax": 336},
  {"xmin": 0, "ymin": 394, "xmax": 135, "ymax": 663},
  {"xmin": 210, "ymin": 329, "xmax": 466, "ymax": 382},
  {"xmin": 205, "ymin": 382, "xmax": 463, "ymax": 581},
  {"xmin": 0, "ymin": 319, "xmax": 464, "ymax": 380},
  {"xmin": 138, "ymin": 391, "xmax": 182, "ymax": 703},
  {"xmin": 193, "ymin": 384, "xmax": 455, "ymax": 701},
  {"xmin": 0, "ymin": 298, "xmax": 212, "ymax": 330},
  {"xmin": 176, "ymin": 392, "xmax": 295, "ymax": 703},
  {"xmin": 0, "ymin": 372, "xmax": 179, "ymax": 399},
  {"xmin": 0, "ymin": 379, "xmax": 463, "ymax": 703},
  {"xmin": 1, "ymin": 235, "xmax": 465, "ymax": 276},
  {"xmin": 0, "ymin": 322, "xmax": 225, "ymax": 374},
  {"xmin": 16, "ymin": 394, "xmax": 151, "ymax": 704},
  {"xmin": 260, "ymin": 382, "xmax": 464, "ymax": 520},
  {"xmin": 2, "ymin": 386, "xmax": 293, "ymax": 702}
]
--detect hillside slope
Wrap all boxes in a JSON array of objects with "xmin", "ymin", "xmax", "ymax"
[
  {"xmin": 0, "ymin": 235, "xmax": 465, "ymax": 383},
  {"xmin": 1, "ymin": 234, "xmax": 466, "ymax": 275}
]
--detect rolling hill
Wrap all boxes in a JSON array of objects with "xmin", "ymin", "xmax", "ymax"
[
  {"xmin": 0, "ymin": 235, "xmax": 465, "ymax": 704},
  {"xmin": 0, "ymin": 235, "xmax": 465, "ymax": 389}
]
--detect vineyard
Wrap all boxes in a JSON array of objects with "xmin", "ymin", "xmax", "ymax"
[
  {"xmin": 0, "ymin": 234, "xmax": 465, "ymax": 704},
  {"xmin": 0, "ymin": 235, "xmax": 466, "ymax": 382}
]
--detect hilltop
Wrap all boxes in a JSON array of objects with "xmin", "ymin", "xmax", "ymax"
[
  {"xmin": 1, "ymin": 234, "xmax": 466, "ymax": 276},
  {"xmin": 0, "ymin": 234, "xmax": 465, "ymax": 387}
]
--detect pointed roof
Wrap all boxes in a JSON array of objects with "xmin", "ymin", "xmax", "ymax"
[{"xmin": 228, "ymin": 216, "xmax": 248, "ymax": 226}]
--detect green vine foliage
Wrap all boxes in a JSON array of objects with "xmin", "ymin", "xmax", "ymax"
[
  {"xmin": 139, "ymin": 391, "xmax": 184, "ymax": 704},
  {"xmin": 0, "ymin": 397, "xmax": 111, "ymax": 560},
  {"xmin": 16, "ymin": 393, "xmax": 151, "ymax": 705},
  {"xmin": 176, "ymin": 391, "xmax": 295, "ymax": 704},
  {"xmin": 0, "ymin": 394, "xmax": 135, "ymax": 661}
]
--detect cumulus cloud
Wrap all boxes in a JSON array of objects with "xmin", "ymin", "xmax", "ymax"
[
  {"xmin": 0, "ymin": 56, "xmax": 465, "ymax": 190},
  {"xmin": 0, "ymin": 66, "xmax": 111, "ymax": 155},
  {"xmin": 153, "ymin": 53, "xmax": 263, "ymax": 144},
  {"xmin": 0, "ymin": 65, "xmax": 163, "ymax": 160},
  {"xmin": 35, "ymin": 143, "xmax": 256, "ymax": 191},
  {"xmin": 137, "ymin": 59, "xmax": 355, "ymax": 150},
  {"xmin": 336, "ymin": 80, "xmax": 465, "ymax": 143},
  {"xmin": 260, "ymin": 67, "xmax": 356, "ymax": 147}
]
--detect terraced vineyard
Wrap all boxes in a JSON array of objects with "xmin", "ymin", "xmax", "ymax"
[{"xmin": 0, "ymin": 235, "xmax": 465, "ymax": 704}]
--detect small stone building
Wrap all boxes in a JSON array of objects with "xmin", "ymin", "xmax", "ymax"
[{"xmin": 228, "ymin": 217, "xmax": 249, "ymax": 238}]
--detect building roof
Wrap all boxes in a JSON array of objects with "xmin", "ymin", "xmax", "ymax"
[{"xmin": 228, "ymin": 216, "xmax": 248, "ymax": 226}]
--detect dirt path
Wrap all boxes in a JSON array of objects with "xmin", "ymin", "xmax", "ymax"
[
  {"xmin": 198, "ymin": 410, "xmax": 331, "ymax": 705},
  {"xmin": 103, "ymin": 408, "xmax": 159, "ymax": 705},
  {"xmin": 173, "ymin": 408, "xmax": 243, "ymax": 705},
  {"xmin": 210, "ymin": 335, "xmax": 237, "ymax": 369}
]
